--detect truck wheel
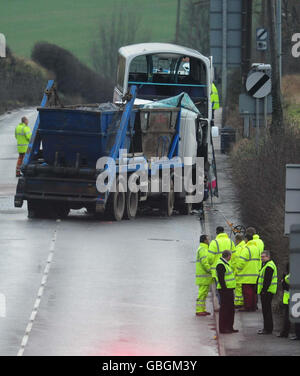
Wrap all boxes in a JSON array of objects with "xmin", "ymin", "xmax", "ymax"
[
  {"xmin": 162, "ymin": 179, "xmax": 174, "ymax": 217},
  {"xmin": 106, "ymin": 176, "xmax": 125, "ymax": 221},
  {"xmin": 27, "ymin": 200, "xmax": 45, "ymax": 219},
  {"xmin": 124, "ymin": 190, "xmax": 138, "ymax": 220}
]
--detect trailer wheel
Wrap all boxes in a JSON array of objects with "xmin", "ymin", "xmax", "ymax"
[
  {"xmin": 162, "ymin": 179, "xmax": 174, "ymax": 217},
  {"xmin": 106, "ymin": 176, "xmax": 125, "ymax": 221},
  {"xmin": 124, "ymin": 190, "xmax": 138, "ymax": 220}
]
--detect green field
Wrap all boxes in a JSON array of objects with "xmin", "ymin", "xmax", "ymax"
[{"xmin": 0, "ymin": 0, "xmax": 177, "ymax": 67}]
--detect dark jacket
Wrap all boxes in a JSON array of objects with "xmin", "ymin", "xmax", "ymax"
[
  {"xmin": 261, "ymin": 260, "xmax": 274, "ymax": 293},
  {"xmin": 216, "ymin": 257, "xmax": 230, "ymax": 290}
]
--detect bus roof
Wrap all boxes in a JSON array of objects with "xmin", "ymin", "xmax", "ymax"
[{"xmin": 118, "ymin": 43, "xmax": 210, "ymax": 65}]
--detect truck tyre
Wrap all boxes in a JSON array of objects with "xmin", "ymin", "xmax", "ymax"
[
  {"xmin": 27, "ymin": 200, "xmax": 46, "ymax": 219},
  {"xmin": 106, "ymin": 176, "xmax": 125, "ymax": 221},
  {"xmin": 162, "ymin": 179, "xmax": 174, "ymax": 217},
  {"xmin": 124, "ymin": 190, "xmax": 138, "ymax": 220}
]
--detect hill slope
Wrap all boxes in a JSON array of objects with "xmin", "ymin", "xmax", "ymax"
[{"xmin": 0, "ymin": 0, "xmax": 177, "ymax": 66}]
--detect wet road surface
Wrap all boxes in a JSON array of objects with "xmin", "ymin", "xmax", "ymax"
[{"xmin": 0, "ymin": 109, "xmax": 219, "ymax": 356}]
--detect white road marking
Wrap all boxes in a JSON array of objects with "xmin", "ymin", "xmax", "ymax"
[
  {"xmin": 17, "ymin": 222, "xmax": 59, "ymax": 356},
  {"xmin": 0, "ymin": 293, "xmax": 6, "ymax": 318}
]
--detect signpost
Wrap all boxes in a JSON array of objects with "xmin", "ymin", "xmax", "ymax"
[{"xmin": 242, "ymin": 64, "xmax": 272, "ymax": 147}]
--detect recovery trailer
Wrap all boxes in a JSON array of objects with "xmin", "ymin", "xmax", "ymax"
[{"xmin": 14, "ymin": 43, "xmax": 218, "ymax": 221}]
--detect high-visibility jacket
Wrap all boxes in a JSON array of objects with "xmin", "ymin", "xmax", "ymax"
[
  {"xmin": 235, "ymin": 240, "xmax": 260, "ymax": 284},
  {"xmin": 216, "ymin": 258, "xmax": 236, "ymax": 289},
  {"xmin": 257, "ymin": 260, "xmax": 278, "ymax": 295},
  {"xmin": 208, "ymin": 233, "xmax": 235, "ymax": 278},
  {"xmin": 283, "ymin": 273, "xmax": 290, "ymax": 305},
  {"xmin": 211, "ymin": 83, "xmax": 220, "ymax": 110},
  {"xmin": 15, "ymin": 122, "xmax": 32, "ymax": 153},
  {"xmin": 253, "ymin": 234, "xmax": 264, "ymax": 269},
  {"xmin": 231, "ymin": 240, "xmax": 246, "ymax": 273},
  {"xmin": 195, "ymin": 242, "xmax": 213, "ymax": 286}
]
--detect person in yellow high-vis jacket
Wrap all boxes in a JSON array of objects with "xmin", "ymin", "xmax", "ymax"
[
  {"xmin": 235, "ymin": 233, "xmax": 260, "ymax": 311},
  {"xmin": 208, "ymin": 226, "xmax": 235, "ymax": 307},
  {"xmin": 15, "ymin": 116, "xmax": 31, "ymax": 177},
  {"xmin": 210, "ymin": 82, "xmax": 220, "ymax": 121},
  {"xmin": 231, "ymin": 234, "xmax": 246, "ymax": 308},
  {"xmin": 246, "ymin": 227, "xmax": 264, "ymax": 269},
  {"xmin": 195, "ymin": 235, "xmax": 213, "ymax": 316},
  {"xmin": 216, "ymin": 250, "xmax": 238, "ymax": 334},
  {"xmin": 208, "ymin": 226, "xmax": 235, "ymax": 279}
]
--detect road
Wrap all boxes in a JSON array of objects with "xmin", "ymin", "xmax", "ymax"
[{"xmin": 0, "ymin": 108, "xmax": 219, "ymax": 356}]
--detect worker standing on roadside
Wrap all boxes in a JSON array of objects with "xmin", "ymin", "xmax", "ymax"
[
  {"xmin": 235, "ymin": 233, "xmax": 260, "ymax": 311},
  {"xmin": 231, "ymin": 234, "xmax": 246, "ymax": 309},
  {"xmin": 195, "ymin": 235, "xmax": 213, "ymax": 316},
  {"xmin": 208, "ymin": 226, "xmax": 235, "ymax": 280},
  {"xmin": 246, "ymin": 227, "xmax": 264, "ymax": 269},
  {"xmin": 208, "ymin": 226, "xmax": 235, "ymax": 306},
  {"xmin": 210, "ymin": 82, "xmax": 219, "ymax": 122},
  {"xmin": 257, "ymin": 250, "xmax": 278, "ymax": 335},
  {"xmin": 15, "ymin": 116, "xmax": 31, "ymax": 177},
  {"xmin": 216, "ymin": 250, "xmax": 238, "ymax": 334}
]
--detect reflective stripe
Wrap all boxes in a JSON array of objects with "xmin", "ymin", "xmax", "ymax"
[
  {"xmin": 236, "ymin": 274, "xmax": 259, "ymax": 277},
  {"xmin": 196, "ymin": 274, "xmax": 211, "ymax": 278},
  {"xmin": 216, "ymin": 240, "xmax": 220, "ymax": 253},
  {"xmin": 197, "ymin": 256, "xmax": 208, "ymax": 262}
]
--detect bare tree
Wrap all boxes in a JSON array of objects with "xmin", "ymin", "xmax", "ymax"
[
  {"xmin": 178, "ymin": 0, "xmax": 210, "ymax": 55},
  {"xmin": 91, "ymin": 4, "xmax": 151, "ymax": 84}
]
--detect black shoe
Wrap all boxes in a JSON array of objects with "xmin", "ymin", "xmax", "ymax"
[
  {"xmin": 231, "ymin": 329, "xmax": 239, "ymax": 333},
  {"xmin": 257, "ymin": 329, "xmax": 272, "ymax": 335},
  {"xmin": 220, "ymin": 329, "xmax": 232, "ymax": 334}
]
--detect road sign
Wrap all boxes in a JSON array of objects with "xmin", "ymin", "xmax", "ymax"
[
  {"xmin": 256, "ymin": 28, "xmax": 268, "ymax": 41},
  {"xmin": 256, "ymin": 28, "xmax": 268, "ymax": 51},
  {"xmin": 289, "ymin": 224, "xmax": 300, "ymax": 323},
  {"xmin": 246, "ymin": 71, "xmax": 271, "ymax": 98},
  {"xmin": 285, "ymin": 165, "xmax": 300, "ymax": 235}
]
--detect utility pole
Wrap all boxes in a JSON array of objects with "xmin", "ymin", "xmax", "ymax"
[
  {"xmin": 267, "ymin": 0, "xmax": 283, "ymax": 134},
  {"xmin": 241, "ymin": 0, "xmax": 252, "ymax": 86}
]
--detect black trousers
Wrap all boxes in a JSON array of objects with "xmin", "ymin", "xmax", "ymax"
[
  {"xmin": 261, "ymin": 292, "xmax": 274, "ymax": 333},
  {"xmin": 280, "ymin": 304, "xmax": 291, "ymax": 336},
  {"xmin": 219, "ymin": 288, "xmax": 235, "ymax": 332}
]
